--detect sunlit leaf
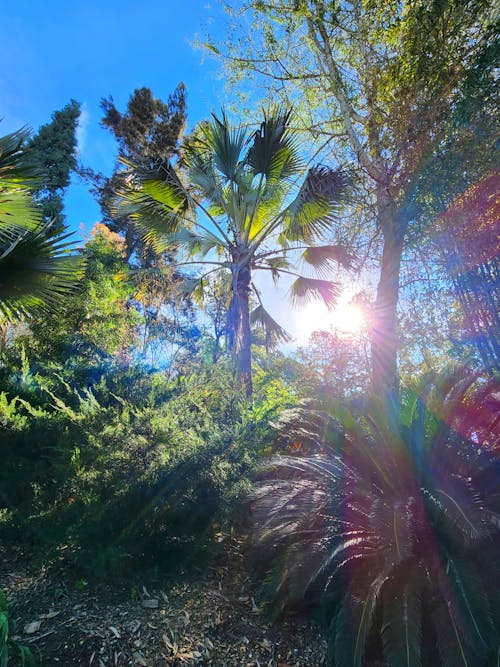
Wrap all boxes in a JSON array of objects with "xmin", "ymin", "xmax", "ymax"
[{"xmin": 289, "ymin": 276, "xmax": 341, "ymax": 309}]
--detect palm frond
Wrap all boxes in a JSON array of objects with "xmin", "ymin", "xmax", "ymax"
[
  {"xmin": 117, "ymin": 160, "xmax": 191, "ymax": 248},
  {"xmin": 300, "ymin": 244, "xmax": 354, "ymax": 275},
  {"xmin": 445, "ymin": 556, "xmax": 496, "ymax": 656},
  {"xmin": 381, "ymin": 577, "xmax": 422, "ymax": 667},
  {"xmin": 250, "ymin": 304, "xmax": 291, "ymax": 348},
  {"xmin": 289, "ymin": 276, "xmax": 341, "ymax": 309},
  {"xmin": 255, "ymin": 255, "xmax": 292, "ymax": 286},
  {"xmin": 246, "ymin": 107, "xmax": 303, "ymax": 183},
  {"xmin": 0, "ymin": 130, "xmax": 42, "ymax": 238},
  {"xmin": 0, "ymin": 225, "xmax": 85, "ymax": 321},
  {"xmin": 283, "ymin": 166, "xmax": 351, "ymax": 242},
  {"xmin": 173, "ymin": 276, "xmax": 206, "ymax": 304},
  {"xmin": 200, "ymin": 111, "xmax": 248, "ymax": 181},
  {"xmin": 333, "ymin": 573, "xmax": 388, "ymax": 667},
  {"xmin": 169, "ymin": 227, "xmax": 223, "ymax": 258}
]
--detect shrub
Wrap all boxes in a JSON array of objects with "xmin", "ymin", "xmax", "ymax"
[{"xmin": 0, "ymin": 356, "xmax": 293, "ymax": 575}]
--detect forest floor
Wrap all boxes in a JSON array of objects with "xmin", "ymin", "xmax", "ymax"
[{"xmin": 1, "ymin": 541, "xmax": 327, "ymax": 667}]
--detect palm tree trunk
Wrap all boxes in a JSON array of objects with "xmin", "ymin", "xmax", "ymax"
[
  {"xmin": 236, "ymin": 264, "xmax": 252, "ymax": 396},
  {"xmin": 370, "ymin": 207, "xmax": 405, "ymax": 406}
]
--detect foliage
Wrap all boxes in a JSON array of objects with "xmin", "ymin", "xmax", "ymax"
[
  {"xmin": 121, "ymin": 108, "xmax": 352, "ymax": 393},
  {"xmin": 247, "ymin": 370, "xmax": 500, "ymax": 665},
  {"xmin": 433, "ymin": 173, "xmax": 500, "ymax": 374},
  {"xmin": 88, "ymin": 84, "xmax": 187, "ymax": 262},
  {"xmin": 297, "ymin": 329, "xmax": 370, "ymax": 399},
  {"xmin": 25, "ymin": 222, "xmax": 141, "ymax": 363},
  {"xmin": 0, "ymin": 129, "xmax": 84, "ymax": 322},
  {"xmin": 25, "ymin": 100, "xmax": 81, "ymax": 230},
  {"xmin": 0, "ymin": 349, "xmax": 295, "ymax": 576},
  {"xmin": 0, "ymin": 589, "xmax": 34, "ymax": 667},
  {"xmin": 209, "ymin": 0, "xmax": 498, "ymax": 399}
]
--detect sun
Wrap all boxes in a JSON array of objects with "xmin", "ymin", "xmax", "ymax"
[{"xmin": 296, "ymin": 298, "xmax": 366, "ymax": 341}]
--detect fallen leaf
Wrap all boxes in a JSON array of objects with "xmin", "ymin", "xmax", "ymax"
[
  {"xmin": 132, "ymin": 651, "xmax": 148, "ymax": 666},
  {"xmin": 24, "ymin": 620, "xmax": 42, "ymax": 634},
  {"xmin": 142, "ymin": 598, "xmax": 159, "ymax": 609},
  {"xmin": 109, "ymin": 626, "xmax": 121, "ymax": 639}
]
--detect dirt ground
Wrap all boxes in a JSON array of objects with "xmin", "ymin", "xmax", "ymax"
[{"xmin": 0, "ymin": 542, "xmax": 327, "ymax": 667}]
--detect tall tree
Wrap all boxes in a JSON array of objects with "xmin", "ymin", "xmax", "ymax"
[
  {"xmin": 25, "ymin": 100, "xmax": 81, "ymax": 230},
  {"xmin": 92, "ymin": 84, "xmax": 187, "ymax": 262},
  {"xmin": 121, "ymin": 109, "xmax": 352, "ymax": 394},
  {"xmin": 208, "ymin": 0, "xmax": 498, "ymax": 403}
]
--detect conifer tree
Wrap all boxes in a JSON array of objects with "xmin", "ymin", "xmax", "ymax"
[{"xmin": 25, "ymin": 100, "xmax": 81, "ymax": 230}]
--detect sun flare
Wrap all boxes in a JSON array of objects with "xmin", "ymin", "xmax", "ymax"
[{"xmin": 297, "ymin": 298, "xmax": 366, "ymax": 341}]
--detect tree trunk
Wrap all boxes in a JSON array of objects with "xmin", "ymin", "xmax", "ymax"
[
  {"xmin": 370, "ymin": 205, "xmax": 405, "ymax": 406},
  {"xmin": 235, "ymin": 264, "xmax": 253, "ymax": 396}
]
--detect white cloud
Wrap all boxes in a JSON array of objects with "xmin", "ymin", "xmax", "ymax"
[{"xmin": 76, "ymin": 103, "xmax": 90, "ymax": 156}]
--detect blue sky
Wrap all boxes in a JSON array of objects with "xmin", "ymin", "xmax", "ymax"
[
  {"xmin": 0, "ymin": 0, "xmax": 225, "ymax": 237},
  {"xmin": 0, "ymin": 2, "xmax": 363, "ymax": 342}
]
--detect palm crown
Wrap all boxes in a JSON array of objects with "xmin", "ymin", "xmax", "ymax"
[{"xmin": 120, "ymin": 108, "xmax": 352, "ymax": 392}]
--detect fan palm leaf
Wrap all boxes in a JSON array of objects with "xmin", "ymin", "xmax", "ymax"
[{"xmin": 0, "ymin": 130, "xmax": 84, "ymax": 322}]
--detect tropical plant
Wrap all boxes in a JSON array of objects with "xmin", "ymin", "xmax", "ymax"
[
  {"xmin": 0, "ymin": 129, "xmax": 84, "ymax": 322},
  {"xmin": 248, "ymin": 370, "xmax": 500, "ymax": 666},
  {"xmin": 120, "ymin": 108, "xmax": 352, "ymax": 393},
  {"xmin": 0, "ymin": 589, "xmax": 33, "ymax": 666}
]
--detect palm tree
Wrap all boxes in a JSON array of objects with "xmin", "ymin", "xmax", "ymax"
[
  {"xmin": 120, "ymin": 109, "xmax": 352, "ymax": 394},
  {"xmin": 248, "ymin": 370, "xmax": 500, "ymax": 666},
  {"xmin": 0, "ymin": 129, "xmax": 84, "ymax": 321}
]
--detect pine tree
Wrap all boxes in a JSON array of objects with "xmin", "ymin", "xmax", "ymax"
[{"xmin": 93, "ymin": 84, "xmax": 187, "ymax": 261}]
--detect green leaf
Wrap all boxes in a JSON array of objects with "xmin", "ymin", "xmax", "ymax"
[
  {"xmin": 283, "ymin": 166, "xmax": 351, "ymax": 242},
  {"xmin": 382, "ymin": 578, "xmax": 422, "ymax": 667},
  {"xmin": 0, "ymin": 224, "xmax": 84, "ymax": 321},
  {"xmin": 289, "ymin": 276, "xmax": 341, "ymax": 309},
  {"xmin": 246, "ymin": 107, "xmax": 302, "ymax": 183},
  {"xmin": 250, "ymin": 303, "xmax": 291, "ymax": 347},
  {"xmin": 301, "ymin": 244, "xmax": 353, "ymax": 275},
  {"xmin": 169, "ymin": 227, "xmax": 223, "ymax": 257},
  {"xmin": 333, "ymin": 573, "xmax": 386, "ymax": 667}
]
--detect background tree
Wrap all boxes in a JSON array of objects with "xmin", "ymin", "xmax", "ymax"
[
  {"xmin": 25, "ymin": 100, "xmax": 81, "ymax": 230},
  {"xmin": 297, "ymin": 328, "xmax": 370, "ymax": 399},
  {"xmin": 208, "ymin": 0, "xmax": 498, "ymax": 402},
  {"xmin": 90, "ymin": 84, "xmax": 187, "ymax": 262},
  {"xmin": 122, "ymin": 108, "xmax": 352, "ymax": 394},
  {"xmin": 27, "ymin": 223, "xmax": 142, "ymax": 368},
  {"xmin": 433, "ymin": 173, "xmax": 500, "ymax": 375}
]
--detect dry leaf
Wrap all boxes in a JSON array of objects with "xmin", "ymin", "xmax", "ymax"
[
  {"xmin": 142, "ymin": 598, "xmax": 159, "ymax": 609},
  {"xmin": 24, "ymin": 620, "xmax": 42, "ymax": 634},
  {"xmin": 132, "ymin": 651, "xmax": 148, "ymax": 666}
]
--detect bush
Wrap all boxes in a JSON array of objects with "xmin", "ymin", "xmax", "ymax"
[{"xmin": 0, "ymin": 355, "xmax": 295, "ymax": 576}]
